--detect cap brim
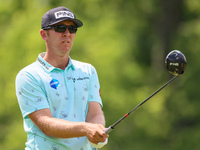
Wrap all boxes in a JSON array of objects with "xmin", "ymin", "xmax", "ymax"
[{"xmin": 49, "ymin": 18, "xmax": 83, "ymax": 27}]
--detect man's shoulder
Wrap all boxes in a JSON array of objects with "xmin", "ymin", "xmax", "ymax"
[
  {"xmin": 18, "ymin": 62, "xmax": 40, "ymax": 74},
  {"xmin": 71, "ymin": 59, "xmax": 94, "ymax": 69},
  {"xmin": 71, "ymin": 59, "xmax": 90, "ymax": 66},
  {"xmin": 16, "ymin": 61, "xmax": 43, "ymax": 81},
  {"xmin": 71, "ymin": 59, "xmax": 97, "ymax": 75}
]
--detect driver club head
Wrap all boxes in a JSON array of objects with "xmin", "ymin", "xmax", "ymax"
[{"xmin": 165, "ymin": 50, "xmax": 187, "ymax": 76}]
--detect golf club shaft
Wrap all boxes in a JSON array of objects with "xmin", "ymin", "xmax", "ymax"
[{"xmin": 105, "ymin": 75, "xmax": 179, "ymax": 134}]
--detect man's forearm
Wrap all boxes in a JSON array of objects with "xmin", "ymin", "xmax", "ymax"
[
  {"xmin": 39, "ymin": 116, "xmax": 107, "ymax": 144},
  {"xmin": 37, "ymin": 116, "xmax": 88, "ymax": 138},
  {"xmin": 29, "ymin": 109, "xmax": 91, "ymax": 138},
  {"xmin": 29, "ymin": 108, "xmax": 108, "ymax": 144},
  {"xmin": 86, "ymin": 102, "xmax": 106, "ymax": 127},
  {"xmin": 86, "ymin": 113, "xmax": 106, "ymax": 126}
]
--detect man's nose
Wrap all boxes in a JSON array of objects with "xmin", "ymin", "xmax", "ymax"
[{"xmin": 63, "ymin": 28, "xmax": 70, "ymax": 36}]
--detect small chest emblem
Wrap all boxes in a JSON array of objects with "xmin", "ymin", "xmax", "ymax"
[{"xmin": 50, "ymin": 79, "xmax": 60, "ymax": 89}]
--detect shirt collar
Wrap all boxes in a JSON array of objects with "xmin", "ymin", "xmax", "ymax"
[
  {"xmin": 37, "ymin": 52, "xmax": 75, "ymax": 72},
  {"xmin": 67, "ymin": 57, "xmax": 75, "ymax": 71}
]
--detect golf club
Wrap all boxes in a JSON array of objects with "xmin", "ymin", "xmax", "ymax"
[{"xmin": 105, "ymin": 50, "xmax": 187, "ymax": 134}]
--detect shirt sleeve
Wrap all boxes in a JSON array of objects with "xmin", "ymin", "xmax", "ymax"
[
  {"xmin": 88, "ymin": 65, "xmax": 103, "ymax": 107},
  {"xmin": 15, "ymin": 70, "xmax": 49, "ymax": 118}
]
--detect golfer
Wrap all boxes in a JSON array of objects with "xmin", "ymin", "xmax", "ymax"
[{"xmin": 15, "ymin": 6, "xmax": 108, "ymax": 150}]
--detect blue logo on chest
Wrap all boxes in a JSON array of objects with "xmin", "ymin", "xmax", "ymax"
[{"xmin": 50, "ymin": 79, "xmax": 60, "ymax": 89}]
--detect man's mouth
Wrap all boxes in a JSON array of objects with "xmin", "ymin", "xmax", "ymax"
[{"xmin": 62, "ymin": 41, "xmax": 70, "ymax": 44}]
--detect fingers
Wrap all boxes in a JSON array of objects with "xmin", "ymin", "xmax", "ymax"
[
  {"xmin": 94, "ymin": 131, "xmax": 108, "ymax": 143},
  {"xmin": 91, "ymin": 131, "xmax": 108, "ymax": 144},
  {"xmin": 86, "ymin": 123, "xmax": 109, "ymax": 144}
]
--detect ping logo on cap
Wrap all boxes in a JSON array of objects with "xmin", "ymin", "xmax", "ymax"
[{"xmin": 54, "ymin": 11, "xmax": 74, "ymax": 19}]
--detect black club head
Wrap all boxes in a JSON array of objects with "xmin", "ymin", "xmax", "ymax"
[{"xmin": 165, "ymin": 50, "xmax": 187, "ymax": 76}]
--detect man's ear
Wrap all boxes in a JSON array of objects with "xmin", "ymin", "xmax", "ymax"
[{"xmin": 40, "ymin": 29, "xmax": 48, "ymax": 41}]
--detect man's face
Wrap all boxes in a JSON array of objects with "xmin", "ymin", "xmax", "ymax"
[{"xmin": 45, "ymin": 20, "xmax": 76, "ymax": 56}]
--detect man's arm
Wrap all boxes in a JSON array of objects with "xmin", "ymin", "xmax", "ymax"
[
  {"xmin": 86, "ymin": 102, "xmax": 108, "ymax": 143},
  {"xmin": 86, "ymin": 102, "xmax": 105, "ymax": 126},
  {"xmin": 28, "ymin": 107, "xmax": 108, "ymax": 144}
]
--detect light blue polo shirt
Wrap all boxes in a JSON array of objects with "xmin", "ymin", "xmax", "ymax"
[{"xmin": 15, "ymin": 53, "xmax": 102, "ymax": 150}]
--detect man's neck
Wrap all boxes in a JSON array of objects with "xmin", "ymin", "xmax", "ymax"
[{"xmin": 43, "ymin": 52, "xmax": 69, "ymax": 70}]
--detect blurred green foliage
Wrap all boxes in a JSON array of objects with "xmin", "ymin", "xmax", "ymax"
[{"xmin": 0, "ymin": 0, "xmax": 199, "ymax": 149}]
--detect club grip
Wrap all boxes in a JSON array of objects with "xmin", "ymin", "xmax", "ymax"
[{"xmin": 105, "ymin": 126, "xmax": 113, "ymax": 134}]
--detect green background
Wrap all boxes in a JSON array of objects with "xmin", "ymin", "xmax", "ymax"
[{"xmin": 0, "ymin": 0, "xmax": 199, "ymax": 149}]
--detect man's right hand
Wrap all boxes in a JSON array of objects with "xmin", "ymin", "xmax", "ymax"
[{"xmin": 85, "ymin": 123, "xmax": 109, "ymax": 144}]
